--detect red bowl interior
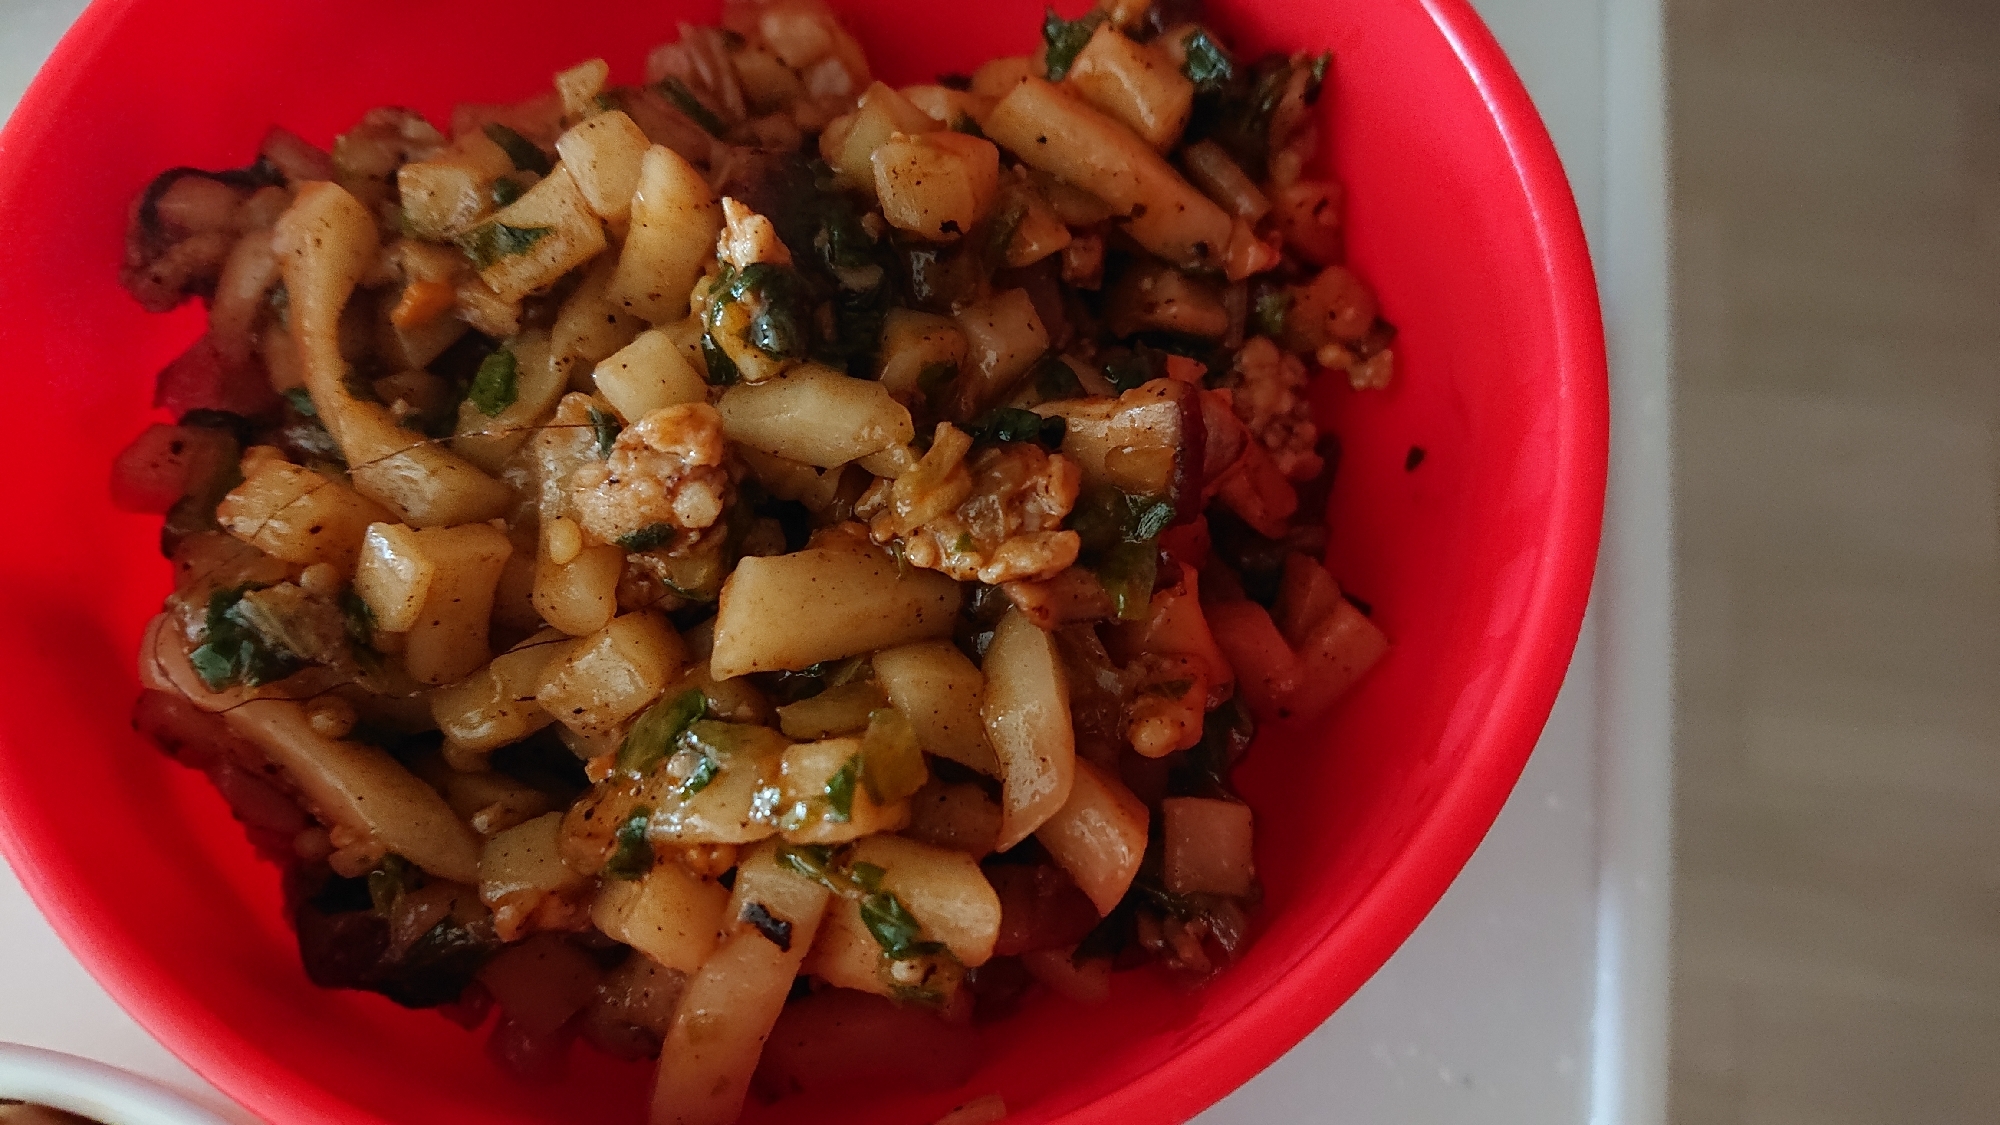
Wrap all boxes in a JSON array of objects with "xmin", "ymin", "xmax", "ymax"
[{"xmin": 0, "ymin": 1, "xmax": 1605, "ymax": 1122}]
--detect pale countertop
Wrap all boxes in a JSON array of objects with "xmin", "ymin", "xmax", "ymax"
[{"xmin": 0, "ymin": 1, "xmax": 1674, "ymax": 1122}]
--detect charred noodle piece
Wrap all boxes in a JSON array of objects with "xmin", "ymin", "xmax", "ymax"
[{"xmin": 272, "ymin": 183, "xmax": 513, "ymax": 527}]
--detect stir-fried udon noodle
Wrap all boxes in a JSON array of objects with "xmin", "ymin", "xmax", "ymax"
[{"xmin": 112, "ymin": 1, "xmax": 1392, "ymax": 1120}]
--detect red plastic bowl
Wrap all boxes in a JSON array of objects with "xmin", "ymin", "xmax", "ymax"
[{"xmin": 0, "ymin": 1, "xmax": 1605, "ymax": 1122}]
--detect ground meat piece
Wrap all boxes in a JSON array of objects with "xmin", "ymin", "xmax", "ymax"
[
  {"xmin": 858, "ymin": 424, "xmax": 1082, "ymax": 585},
  {"xmin": 1229, "ymin": 336, "xmax": 1323, "ymax": 482},
  {"xmin": 567, "ymin": 404, "xmax": 732, "ymax": 552}
]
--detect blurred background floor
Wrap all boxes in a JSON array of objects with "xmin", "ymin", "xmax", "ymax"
[{"xmin": 1668, "ymin": 0, "xmax": 2000, "ymax": 1121}]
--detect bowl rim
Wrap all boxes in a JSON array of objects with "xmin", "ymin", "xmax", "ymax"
[
  {"xmin": 0, "ymin": 1042, "xmax": 236, "ymax": 1125},
  {"xmin": 0, "ymin": 0, "xmax": 1609, "ymax": 1121}
]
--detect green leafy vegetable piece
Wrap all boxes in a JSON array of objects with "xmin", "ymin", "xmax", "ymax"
[
  {"xmin": 367, "ymin": 854, "xmax": 419, "ymax": 916},
  {"xmin": 1103, "ymin": 349, "xmax": 1163, "ymax": 393},
  {"xmin": 659, "ymin": 77, "xmax": 727, "ymax": 137},
  {"xmin": 489, "ymin": 175, "xmax": 525, "ymax": 208},
  {"xmin": 675, "ymin": 721, "xmax": 747, "ymax": 797},
  {"xmin": 699, "ymin": 333, "xmax": 741, "ymax": 386},
  {"xmin": 456, "ymin": 222, "xmax": 553, "ymax": 270},
  {"xmin": 848, "ymin": 862, "xmax": 886, "ymax": 893},
  {"xmin": 917, "ymin": 361, "xmax": 960, "ymax": 402},
  {"xmin": 1068, "ymin": 486, "xmax": 1177, "ymax": 553},
  {"xmin": 824, "ymin": 756, "xmax": 860, "ymax": 823},
  {"xmin": 1042, "ymin": 7, "xmax": 1107, "ymax": 82},
  {"xmin": 187, "ymin": 584, "xmax": 304, "ymax": 691},
  {"xmin": 859, "ymin": 891, "xmax": 946, "ymax": 960},
  {"xmin": 1182, "ymin": 29, "xmax": 1236, "ymax": 94},
  {"xmin": 468, "ymin": 347, "xmax": 518, "ymax": 416},
  {"xmin": 1033, "ymin": 356, "xmax": 1084, "ymax": 400},
  {"xmin": 604, "ymin": 806, "xmax": 655, "ymax": 880},
  {"xmin": 482, "ymin": 123, "xmax": 552, "ymax": 175},
  {"xmin": 973, "ymin": 406, "xmax": 1067, "ymax": 451},
  {"xmin": 618, "ymin": 689, "xmax": 708, "ymax": 778},
  {"xmin": 1129, "ymin": 496, "xmax": 1176, "ymax": 541},
  {"xmin": 1253, "ymin": 290, "xmax": 1292, "ymax": 340},
  {"xmin": 678, "ymin": 750, "xmax": 721, "ymax": 797},
  {"xmin": 1094, "ymin": 539, "xmax": 1159, "ymax": 622},
  {"xmin": 952, "ymin": 532, "xmax": 975, "ymax": 554},
  {"xmin": 1169, "ymin": 697, "xmax": 1256, "ymax": 800},
  {"xmin": 588, "ymin": 406, "xmax": 622, "ymax": 457},
  {"xmin": 776, "ymin": 843, "xmax": 839, "ymax": 887},
  {"xmin": 339, "ymin": 587, "xmax": 379, "ymax": 666},
  {"xmin": 725, "ymin": 263, "xmax": 813, "ymax": 360},
  {"xmin": 615, "ymin": 523, "xmax": 676, "ymax": 552},
  {"xmin": 860, "ymin": 708, "xmax": 927, "ymax": 805},
  {"xmin": 282, "ymin": 387, "xmax": 317, "ymax": 416},
  {"xmin": 981, "ymin": 202, "xmax": 1029, "ymax": 271}
]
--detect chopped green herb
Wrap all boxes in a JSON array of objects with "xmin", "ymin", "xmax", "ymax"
[
  {"xmin": 1068, "ymin": 485, "xmax": 1176, "ymax": 553},
  {"xmin": 268, "ymin": 283, "xmax": 290, "ymax": 324},
  {"xmin": 618, "ymin": 689, "xmax": 708, "ymax": 778},
  {"xmin": 823, "ymin": 756, "xmax": 860, "ymax": 822},
  {"xmin": 1169, "ymin": 696, "xmax": 1256, "ymax": 800},
  {"xmin": 860, "ymin": 708, "xmax": 927, "ymax": 805},
  {"xmin": 973, "ymin": 406, "xmax": 1067, "ymax": 451},
  {"xmin": 1042, "ymin": 7, "xmax": 1107, "ymax": 82},
  {"xmin": 482, "ymin": 122, "xmax": 552, "ymax": 176},
  {"xmin": 282, "ymin": 387, "xmax": 316, "ymax": 416},
  {"xmin": 468, "ymin": 347, "xmax": 518, "ymax": 416},
  {"xmin": 740, "ymin": 901, "xmax": 793, "ymax": 950},
  {"xmin": 848, "ymin": 862, "xmax": 886, "ymax": 893},
  {"xmin": 187, "ymin": 584, "xmax": 304, "ymax": 691},
  {"xmin": 982, "ymin": 201, "xmax": 1029, "ymax": 270},
  {"xmin": 659, "ymin": 77, "xmax": 726, "ymax": 137},
  {"xmin": 676, "ymin": 721, "xmax": 746, "ymax": 797},
  {"xmin": 1130, "ymin": 496, "xmax": 1176, "ymax": 541},
  {"xmin": 339, "ymin": 587, "xmax": 378, "ymax": 664},
  {"xmin": 615, "ymin": 523, "xmax": 676, "ymax": 552},
  {"xmin": 366, "ymin": 855, "xmax": 418, "ymax": 916},
  {"xmin": 1182, "ymin": 29, "xmax": 1236, "ymax": 93},
  {"xmin": 698, "ymin": 333, "xmax": 740, "ymax": 385},
  {"xmin": 950, "ymin": 113, "xmax": 987, "ymax": 139},
  {"xmin": 776, "ymin": 843, "xmax": 839, "ymax": 886},
  {"xmin": 1094, "ymin": 539, "xmax": 1159, "ymax": 622},
  {"xmin": 1103, "ymin": 349, "xmax": 1162, "ymax": 393},
  {"xmin": 952, "ymin": 532, "xmax": 975, "ymax": 553},
  {"xmin": 917, "ymin": 361, "xmax": 960, "ymax": 402},
  {"xmin": 1253, "ymin": 290, "xmax": 1292, "ymax": 339},
  {"xmin": 456, "ymin": 222, "xmax": 552, "ymax": 271},
  {"xmin": 489, "ymin": 175, "xmax": 525, "ymax": 208},
  {"xmin": 604, "ymin": 807, "xmax": 655, "ymax": 880},
  {"xmin": 859, "ymin": 891, "xmax": 946, "ymax": 960},
  {"xmin": 729, "ymin": 263, "xmax": 813, "ymax": 359},
  {"xmin": 1034, "ymin": 356, "xmax": 1084, "ymax": 400},
  {"xmin": 593, "ymin": 91, "xmax": 623, "ymax": 113},
  {"xmin": 588, "ymin": 406, "xmax": 622, "ymax": 457}
]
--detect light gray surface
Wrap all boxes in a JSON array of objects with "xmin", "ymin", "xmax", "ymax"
[{"xmin": 0, "ymin": 1, "xmax": 1672, "ymax": 1121}]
